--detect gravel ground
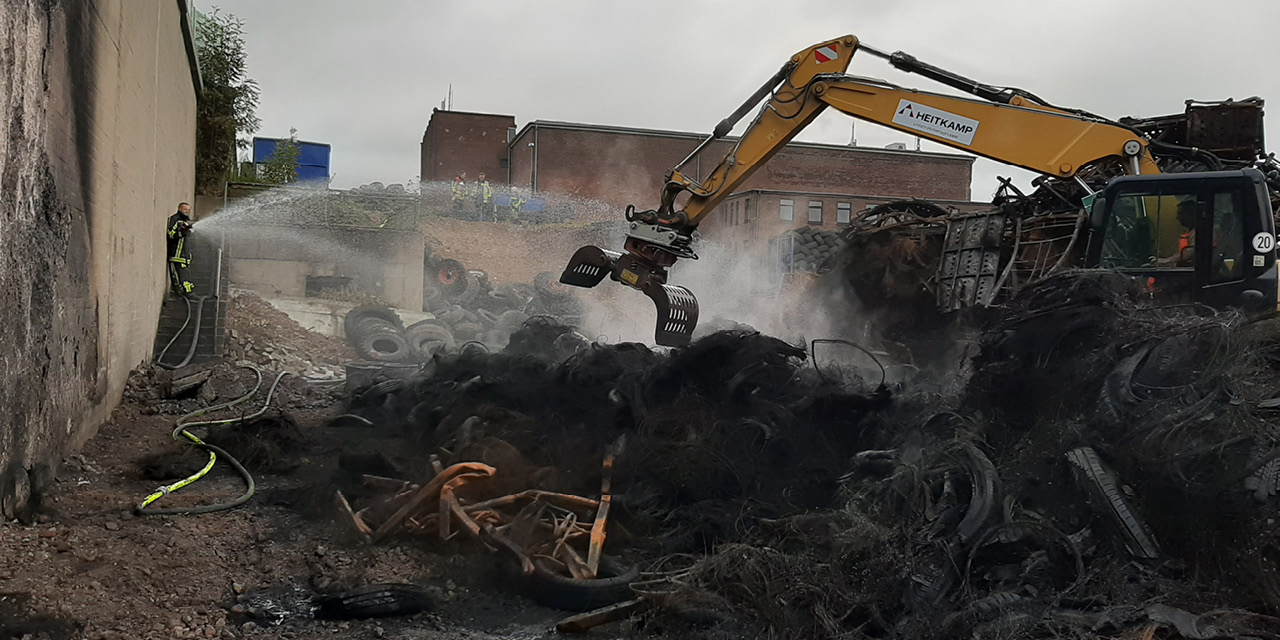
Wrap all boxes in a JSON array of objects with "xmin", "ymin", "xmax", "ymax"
[{"xmin": 0, "ymin": 400, "xmax": 581, "ymax": 640}]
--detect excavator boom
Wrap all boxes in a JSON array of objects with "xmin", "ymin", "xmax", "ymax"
[{"xmin": 561, "ymin": 34, "xmax": 1268, "ymax": 346}]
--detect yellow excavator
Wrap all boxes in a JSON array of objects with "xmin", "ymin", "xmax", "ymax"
[{"xmin": 560, "ymin": 35, "xmax": 1280, "ymax": 346}]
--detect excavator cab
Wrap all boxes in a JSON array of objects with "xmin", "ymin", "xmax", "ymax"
[{"xmin": 1085, "ymin": 169, "xmax": 1278, "ymax": 309}]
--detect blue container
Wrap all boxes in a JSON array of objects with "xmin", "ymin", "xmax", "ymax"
[{"xmin": 252, "ymin": 137, "xmax": 331, "ymax": 184}]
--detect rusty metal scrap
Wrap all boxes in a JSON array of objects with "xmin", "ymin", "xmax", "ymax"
[{"xmin": 349, "ymin": 445, "xmax": 622, "ymax": 589}]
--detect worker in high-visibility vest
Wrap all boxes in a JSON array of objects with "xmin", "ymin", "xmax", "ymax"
[
  {"xmin": 475, "ymin": 173, "xmax": 493, "ymax": 221},
  {"xmin": 1172, "ymin": 199, "xmax": 1199, "ymax": 267},
  {"xmin": 167, "ymin": 202, "xmax": 195, "ymax": 295},
  {"xmin": 451, "ymin": 171, "xmax": 467, "ymax": 216}
]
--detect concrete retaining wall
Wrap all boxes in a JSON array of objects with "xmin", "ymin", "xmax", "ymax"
[
  {"xmin": 0, "ymin": 0, "xmax": 198, "ymax": 517},
  {"xmin": 222, "ymin": 224, "xmax": 426, "ymax": 311}
]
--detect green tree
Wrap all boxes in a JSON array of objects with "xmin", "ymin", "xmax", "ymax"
[
  {"xmin": 194, "ymin": 8, "xmax": 260, "ymax": 195},
  {"xmin": 261, "ymin": 129, "xmax": 300, "ymax": 184}
]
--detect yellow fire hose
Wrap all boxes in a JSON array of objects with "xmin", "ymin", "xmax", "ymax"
[{"xmin": 135, "ymin": 365, "xmax": 288, "ymax": 516}]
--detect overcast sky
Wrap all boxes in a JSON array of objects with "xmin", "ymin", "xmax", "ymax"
[{"xmin": 208, "ymin": 0, "xmax": 1280, "ymax": 200}]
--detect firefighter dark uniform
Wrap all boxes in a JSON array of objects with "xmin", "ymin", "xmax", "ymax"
[{"xmin": 167, "ymin": 208, "xmax": 194, "ymax": 295}]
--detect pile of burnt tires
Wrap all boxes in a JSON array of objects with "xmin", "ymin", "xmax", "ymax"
[
  {"xmin": 773, "ymin": 227, "xmax": 847, "ymax": 272},
  {"xmin": 344, "ymin": 259, "xmax": 583, "ymax": 362},
  {"xmin": 424, "ymin": 254, "xmax": 579, "ymax": 326},
  {"xmin": 344, "ymin": 305, "xmax": 460, "ymax": 363}
]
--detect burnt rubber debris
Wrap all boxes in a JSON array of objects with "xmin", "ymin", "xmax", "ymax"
[{"xmin": 136, "ymin": 272, "xmax": 1280, "ymax": 638}]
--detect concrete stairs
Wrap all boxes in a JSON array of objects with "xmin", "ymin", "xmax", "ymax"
[{"xmin": 153, "ymin": 232, "xmax": 229, "ymax": 367}]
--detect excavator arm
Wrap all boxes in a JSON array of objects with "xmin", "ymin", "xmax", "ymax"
[{"xmin": 562, "ymin": 34, "xmax": 1163, "ymax": 346}]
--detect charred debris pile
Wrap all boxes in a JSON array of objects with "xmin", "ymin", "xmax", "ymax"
[{"xmin": 250, "ymin": 270, "xmax": 1280, "ymax": 638}]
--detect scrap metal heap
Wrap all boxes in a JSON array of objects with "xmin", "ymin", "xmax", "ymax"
[
  {"xmin": 802, "ymin": 98, "xmax": 1280, "ymax": 320},
  {"xmin": 299, "ymin": 275, "xmax": 1280, "ymax": 637}
]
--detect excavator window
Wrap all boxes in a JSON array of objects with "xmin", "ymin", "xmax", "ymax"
[
  {"xmin": 1210, "ymin": 190, "xmax": 1245, "ymax": 283},
  {"xmin": 1098, "ymin": 183, "xmax": 1248, "ymax": 281}
]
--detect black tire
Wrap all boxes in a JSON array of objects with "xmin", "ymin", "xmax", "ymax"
[
  {"xmin": 956, "ymin": 444, "xmax": 999, "ymax": 544},
  {"xmin": 405, "ymin": 320, "xmax": 455, "ymax": 357},
  {"xmin": 313, "ymin": 583, "xmax": 433, "ymax": 620},
  {"xmin": 434, "ymin": 259, "xmax": 468, "ymax": 297},
  {"xmin": 477, "ymin": 290, "xmax": 514, "ymax": 313},
  {"xmin": 496, "ymin": 310, "xmax": 529, "ymax": 333},
  {"xmin": 452, "ymin": 274, "xmax": 481, "ymax": 306},
  {"xmin": 469, "ymin": 270, "xmax": 492, "ymax": 293},
  {"xmin": 345, "ymin": 317, "xmax": 403, "ymax": 354},
  {"xmin": 534, "ymin": 271, "xmax": 573, "ymax": 302},
  {"xmin": 439, "ymin": 306, "xmax": 467, "ymax": 326},
  {"xmin": 453, "ymin": 321, "xmax": 483, "ymax": 341},
  {"xmin": 356, "ymin": 328, "xmax": 414, "ymax": 363},
  {"xmin": 526, "ymin": 555, "xmax": 639, "ymax": 612},
  {"xmin": 344, "ymin": 306, "xmax": 404, "ymax": 342},
  {"xmin": 422, "ymin": 286, "xmax": 444, "ymax": 312},
  {"xmin": 424, "ymin": 293, "xmax": 449, "ymax": 314},
  {"xmin": 499, "ymin": 283, "xmax": 535, "ymax": 308},
  {"xmin": 1065, "ymin": 447, "xmax": 1161, "ymax": 560}
]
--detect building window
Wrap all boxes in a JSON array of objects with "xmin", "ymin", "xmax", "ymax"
[
  {"xmin": 808, "ymin": 200, "xmax": 823, "ymax": 223},
  {"xmin": 837, "ymin": 202, "xmax": 851, "ymax": 224},
  {"xmin": 744, "ymin": 198, "xmax": 751, "ymax": 223},
  {"xmin": 780, "ymin": 199, "xmax": 793, "ymax": 221}
]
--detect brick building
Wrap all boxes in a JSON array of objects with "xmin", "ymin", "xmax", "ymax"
[
  {"xmin": 419, "ymin": 110, "xmax": 978, "ymax": 241},
  {"xmin": 420, "ymin": 110, "xmax": 516, "ymax": 184}
]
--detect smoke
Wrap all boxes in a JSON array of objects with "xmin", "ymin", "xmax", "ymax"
[{"xmin": 574, "ymin": 228, "xmax": 877, "ymax": 357}]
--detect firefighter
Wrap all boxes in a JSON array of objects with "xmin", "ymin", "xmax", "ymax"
[
  {"xmin": 167, "ymin": 202, "xmax": 195, "ymax": 295},
  {"xmin": 476, "ymin": 172, "xmax": 493, "ymax": 221},
  {"xmin": 451, "ymin": 171, "xmax": 467, "ymax": 217}
]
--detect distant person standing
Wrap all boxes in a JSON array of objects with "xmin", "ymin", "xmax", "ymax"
[
  {"xmin": 451, "ymin": 171, "xmax": 467, "ymax": 217},
  {"xmin": 166, "ymin": 202, "xmax": 194, "ymax": 295},
  {"xmin": 475, "ymin": 172, "xmax": 493, "ymax": 221}
]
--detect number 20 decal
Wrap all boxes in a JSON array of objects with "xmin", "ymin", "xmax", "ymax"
[{"xmin": 1253, "ymin": 232, "xmax": 1276, "ymax": 253}]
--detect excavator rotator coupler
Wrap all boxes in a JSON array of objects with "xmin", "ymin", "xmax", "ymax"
[{"xmin": 560, "ymin": 213, "xmax": 700, "ymax": 347}]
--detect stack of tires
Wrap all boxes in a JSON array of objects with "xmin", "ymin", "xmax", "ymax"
[
  {"xmin": 775, "ymin": 227, "xmax": 848, "ymax": 272},
  {"xmin": 417, "ymin": 254, "xmax": 583, "ymax": 355},
  {"xmin": 344, "ymin": 306, "xmax": 413, "ymax": 363}
]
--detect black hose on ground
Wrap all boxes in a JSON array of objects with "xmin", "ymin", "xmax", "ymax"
[
  {"xmin": 156, "ymin": 295, "xmax": 210, "ymax": 370},
  {"xmin": 135, "ymin": 366, "xmax": 288, "ymax": 516}
]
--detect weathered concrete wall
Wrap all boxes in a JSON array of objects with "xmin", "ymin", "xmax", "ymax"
[
  {"xmin": 223, "ymin": 224, "xmax": 425, "ymax": 311},
  {"xmin": 0, "ymin": 0, "xmax": 197, "ymax": 517}
]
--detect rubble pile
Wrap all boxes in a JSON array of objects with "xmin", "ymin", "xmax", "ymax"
[
  {"xmin": 226, "ymin": 290, "xmax": 353, "ymax": 377},
  {"xmin": 320, "ymin": 273, "xmax": 1280, "ymax": 638},
  {"xmin": 123, "ymin": 361, "xmax": 339, "ymax": 417}
]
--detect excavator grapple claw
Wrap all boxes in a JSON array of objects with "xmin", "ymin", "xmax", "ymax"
[
  {"xmin": 561, "ymin": 244, "xmax": 699, "ymax": 347},
  {"xmin": 644, "ymin": 282, "xmax": 698, "ymax": 347},
  {"xmin": 560, "ymin": 245, "xmax": 621, "ymax": 289}
]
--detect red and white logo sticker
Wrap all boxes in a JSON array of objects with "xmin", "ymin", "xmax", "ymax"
[{"xmin": 814, "ymin": 45, "xmax": 838, "ymax": 63}]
